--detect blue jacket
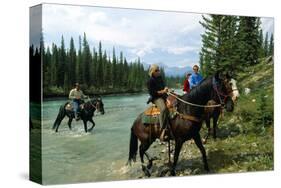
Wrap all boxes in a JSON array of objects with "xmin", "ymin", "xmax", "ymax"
[{"xmin": 189, "ymin": 73, "xmax": 203, "ymax": 89}]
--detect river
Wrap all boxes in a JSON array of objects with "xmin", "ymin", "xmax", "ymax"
[{"xmin": 41, "ymin": 91, "xmax": 182, "ymax": 184}]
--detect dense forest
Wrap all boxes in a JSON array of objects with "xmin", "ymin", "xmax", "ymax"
[
  {"xmin": 30, "ymin": 33, "xmax": 151, "ymax": 97},
  {"xmin": 199, "ymin": 15, "xmax": 273, "ymax": 77}
]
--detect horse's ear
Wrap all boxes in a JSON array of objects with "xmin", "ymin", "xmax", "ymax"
[{"xmin": 226, "ymin": 71, "xmax": 232, "ymax": 80}]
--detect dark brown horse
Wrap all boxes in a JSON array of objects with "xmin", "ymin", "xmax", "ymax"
[
  {"xmin": 127, "ymin": 72, "xmax": 234, "ymax": 176},
  {"xmin": 53, "ymin": 98, "xmax": 105, "ymax": 133},
  {"xmin": 203, "ymin": 79, "xmax": 239, "ymax": 143}
]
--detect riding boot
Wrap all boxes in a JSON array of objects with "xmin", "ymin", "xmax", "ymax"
[{"xmin": 160, "ymin": 128, "xmax": 169, "ymax": 142}]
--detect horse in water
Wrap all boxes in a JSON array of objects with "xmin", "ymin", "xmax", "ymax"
[
  {"xmin": 127, "ymin": 72, "xmax": 234, "ymax": 176},
  {"xmin": 52, "ymin": 97, "xmax": 105, "ymax": 133},
  {"xmin": 203, "ymin": 78, "xmax": 240, "ymax": 143}
]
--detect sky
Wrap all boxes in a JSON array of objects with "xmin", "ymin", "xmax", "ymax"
[{"xmin": 40, "ymin": 3, "xmax": 274, "ymax": 68}]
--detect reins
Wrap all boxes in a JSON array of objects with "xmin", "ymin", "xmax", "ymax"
[
  {"xmin": 167, "ymin": 91, "xmax": 222, "ymax": 108},
  {"xmin": 86, "ymin": 96, "xmax": 98, "ymax": 110}
]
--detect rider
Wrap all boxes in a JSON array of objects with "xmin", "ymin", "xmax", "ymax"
[
  {"xmin": 189, "ymin": 65, "xmax": 203, "ymax": 89},
  {"xmin": 183, "ymin": 72, "xmax": 192, "ymax": 94},
  {"xmin": 147, "ymin": 64, "xmax": 170, "ymax": 141},
  {"xmin": 69, "ymin": 83, "xmax": 88, "ymax": 120}
]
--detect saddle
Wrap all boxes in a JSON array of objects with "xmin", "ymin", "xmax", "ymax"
[
  {"xmin": 142, "ymin": 95, "xmax": 201, "ymax": 124},
  {"xmin": 142, "ymin": 95, "xmax": 178, "ymax": 125},
  {"xmin": 65, "ymin": 103, "xmax": 85, "ymax": 111}
]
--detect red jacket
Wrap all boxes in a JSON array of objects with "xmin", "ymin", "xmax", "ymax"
[{"xmin": 183, "ymin": 79, "xmax": 190, "ymax": 93}]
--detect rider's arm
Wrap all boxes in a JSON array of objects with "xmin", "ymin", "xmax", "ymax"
[
  {"xmin": 189, "ymin": 75, "xmax": 195, "ymax": 89},
  {"xmin": 69, "ymin": 89, "xmax": 75, "ymax": 99},
  {"xmin": 81, "ymin": 90, "xmax": 88, "ymax": 99}
]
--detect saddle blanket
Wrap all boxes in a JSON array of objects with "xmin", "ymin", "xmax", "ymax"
[{"xmin": 141, "ymin": 106, "xmax": 177, "ymax": 125}]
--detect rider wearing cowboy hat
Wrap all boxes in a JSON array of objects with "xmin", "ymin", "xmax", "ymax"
[
  {"xmin": 69, "ymin": 83, "xmax": 88, "ymax": 120},
  {"xmin": 147, "ymin": 64, "xmax": 170, "ymax": 141}
]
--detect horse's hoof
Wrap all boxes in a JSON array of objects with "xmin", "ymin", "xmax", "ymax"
[
  {"xmin": 170, "ymin": 169, "xmax": 176, "ymax": 176},
  {"xmin": 126, "ymin": 161, "xmax": 131, "ymax": 166},
  {"xmin": 147, "ymin": 161, "xmax": 153, "ymax": 170},
  {"xmin": 142, "ymin": 165, "xmax": 151, "ymax": 177}
]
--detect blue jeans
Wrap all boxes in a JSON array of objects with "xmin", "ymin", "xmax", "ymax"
[{"xmin": 73, "ymin": 99, "xmax": 81, "ymax": 117}]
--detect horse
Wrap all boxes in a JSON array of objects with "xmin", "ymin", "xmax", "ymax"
[
  {"xmin": 127, "ymin": 72, "xmax": 234, "ymax": 176},
  {"xmin": 52, "ymin": 97, "xmax": 105, "ymax": 133},
  {"xmin": 203, "ymin": 78, "xmax": 240, "ymax": 143}
]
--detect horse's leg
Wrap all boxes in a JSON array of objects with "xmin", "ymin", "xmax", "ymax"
[
  {"xmin": 68, "ymin": 117, "xmax": 73, "ymax": 130},
  {"xmin": 213, "ymin": 110, "xmax": 220, "ymax": 140},
  {"xmin": 193, "ymin": 132, "xmax": 209, "ymax": 172},
  {"xmin": 171, "ymin": 139, "xmax": 184, "ymax": 176},
  {"xmin": 144, "ymin": 151, "xmax": 156, "ymax": 170},
  {"xmin": 139, "ymin": 141, "xmax": 152, "ymax": 177},
  {"xmin": 53, "ymin": 107, "xmax": 66, "ymax": 132},
  {"xmin": 88, "ymin": 118, "xmax": 95, "ymax": 132},
  {"xmin": 83, "ymin": 120, "xmax": 88, "ymax": 133},
  {"xmin": 203, "ymin": 117, "xmax": 211, "ymax": 144},
  {"xmin": 55, "ymin": 114, "xmax": 65, "ymax": 132}
]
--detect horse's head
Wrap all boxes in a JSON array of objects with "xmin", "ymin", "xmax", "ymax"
[
  {"xmin": 229, "ymin": 78, "xmax": 240, "ymax": 102},
  {"xmin": 94, "ymin": 97, "xmax": 105, "ymax": 115},
  {"xmin": 213, "ymin": 71, "xmax": 235, "ymax": 112}
]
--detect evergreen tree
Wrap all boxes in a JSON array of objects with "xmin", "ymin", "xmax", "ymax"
[
  {"xmin": 236, "ymin": 16, "xmax": 261, "ymax": 66},
  {"xmin": 268, "ymin": 33, "xmax": 274, "ymax": 56},
  {"xmin": 69, "ymin": 37, "xmax": 76, "ymax": 87},
  {"xmin": 77, "ymin": 36, "xmax": 83, "ymax": 83},
  {"xmin": 199, "ymin": 15, "xmax": 239, "ymax": 75},
  {"xmin": 82, "ymin": 33, "xmax": 91, "ymax": 86},
  {"xmin": 91, "ymin": 48, "xmax": 98, "ymax": 87},
  {"xmin": 264, "ymin": 32, "xmax": 269, "ymax": 57},
  {"xmin": 111, "ymin": 47, "xmax": 117, "ymax": 87},
  {"xmin": 123, "ymin": 58, "xmax": 129, "ymax": 87},
  {"xmin": 50, "ymin": 43, "xmax": 58, "ymax": 86},
  {"xmin": 58, "ymin": 35, "xmax": 66, "ymax": 88},
  {"xmin": 258, "ymin": 29, "xmax": 265, "ymax": 58},
  {"xmin": 96, "ymin": 41, "xmax": 104, "ymax": 87}
]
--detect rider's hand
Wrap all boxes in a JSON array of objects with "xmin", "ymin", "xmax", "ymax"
[
  {"xmin": 164, "ymin": 87, "xmax": 169, "ymax": 93},
  {"xmin": 76, "ymin": 96, "xmax": 81, "ymax": 99}
]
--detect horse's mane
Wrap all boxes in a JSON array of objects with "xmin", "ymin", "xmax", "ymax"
[
  {"xmin": 182, "ymin": 76, "xmax": 212, "ymax": 104},
  {"xmin": 177, "ymin": 76, "xmax": 213, "ymax": 116}
]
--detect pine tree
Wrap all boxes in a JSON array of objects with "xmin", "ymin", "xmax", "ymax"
[
  {"xmin": 82, "ymin": 33, "xmax": 91, "ymax": 86},
  {"xmin": 123, "ymin": 58, "xmax": 129, "ymax": 87},
  {"xmin": 58, "ymin": 35, "xmax": 66, "ymax": 89},
  {"xmin": 111, "ymin": 47, "xmax": 117, "ymax": 88},
  {"xmin": 258, "ymin": 29, "xmax": 264, "ymax": 58},
  {"xmin": 199, "ymin": 15, "xmax": 239, "ymax": 75},
  {"xmin": 91, "ymin": 48, "xmax": 98, "ymax": 87},
  {"xmin": 89, "ymin": 47, "xmax": 96, "ymax": 87},
  {"xmin": 69, "ymin": 37, "xmax": 76, "ymax": 87},
  {"xmin": 264, "ymin": 32, "xmax": 269, "ymax": 57},
  {"xmin": 268, "ymin": 33, "xmax": 274, "ymax": 56},
  {"xmin": 96, "ymin": 41, "xmax": 104, "ymax": 87},
  {"xmin": 236, "ymin": 16, "xmax": 261, "ymax": 66},
  {"xmin": 50, "ymin": 43, "xmax": 58, "ymax": 86},
  {"xmin": 77, "ymin": 36, "xmax": 83, "ymax": 83}
]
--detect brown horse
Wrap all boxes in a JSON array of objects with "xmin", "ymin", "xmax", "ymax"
[
  {"xmin": 127, "ymin": 72, "xmax": 234, "ymax": 176},
  {"xmin": 203, "ymin": 79, "xmax": 239, "ymax": 143}
]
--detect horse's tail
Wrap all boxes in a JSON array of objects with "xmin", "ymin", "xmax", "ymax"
[
  {"xmin": 127, "ymin": 119, "xmax": 139, "ymax": 165},
  {"xmin": 52, "ymin": 104, "xmax": 66, "ymax": 130}
]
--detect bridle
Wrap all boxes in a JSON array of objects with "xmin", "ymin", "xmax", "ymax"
[
  {"xmin": 86, "ymin": 97, "xmax": 100, "ymax": 112},
  {"xmin": 212, "ymin": 77, "xmax": 233, "ymax": 107}
]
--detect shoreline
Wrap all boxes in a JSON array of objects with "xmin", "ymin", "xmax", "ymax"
[{"xmin": 43, "ymin": 89, "xmax": 148, "ymax": 100}]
